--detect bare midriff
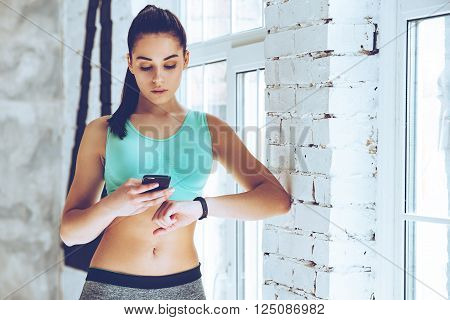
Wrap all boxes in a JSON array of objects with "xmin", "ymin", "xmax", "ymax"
[{"xmin": 89, "ymin": 205, "xmax": 200, "ymax": 276}]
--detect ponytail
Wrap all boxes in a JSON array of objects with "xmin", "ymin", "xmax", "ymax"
[{"xmin": 107, "ymin": 68, "xmax": 139, "ymax": 139}]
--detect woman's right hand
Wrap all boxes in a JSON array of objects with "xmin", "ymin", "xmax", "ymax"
[{"xmin": 101, "ymin": 178, "xmax": 175, "ymax": 217}]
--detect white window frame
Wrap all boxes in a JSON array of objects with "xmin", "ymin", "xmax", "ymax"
[
  {"xmin": 232, "ymin": 50, "xmax": 265, "ymax": 299},
  {"xmin": 176, "ymin": 0, "xmax": 266, "ymax": 299},
  {"xmin": 377, "ymin": 0, "xmax": 450, "ymax": 300}
]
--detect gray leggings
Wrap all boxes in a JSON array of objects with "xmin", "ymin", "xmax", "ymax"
[{"xmin": 79, "ymin": 263, "xmax": 206, "ymax": 300}]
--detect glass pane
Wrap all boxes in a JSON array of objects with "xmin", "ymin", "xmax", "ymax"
[
  {"xmin": 242, "ymin": 71, "xmax": 258, "ymax": 156},
  {"xmin": 186, "ymin": 66, "xmax": 203, "ymax": 111},
  {"xmin": 405, "ymin": 221, "xmax": 450, "ymax": 299},
  {"xmin": 190, "ymin": 60, "xmax": 235, "ymax": 299},
  {"xmin": 237, "ymin": 69, "xmax": 265, "ymax": 299},
  {"xmin": 205, "ymin": 61, "xmax": 227, "ymax": 120},
  {"xmin": 232, "ymin": 0, "xmax": 263, "ymax": 33},
  {"xmin": 205, "ymin": 0, "xmax": 231, "ymax": 40},
  {"xmin": 186, "ymin": 0, "xmax": 203, "ymax": 44},
  {"xmin": 258, "ymin": 69, "xmax": 266, "ymax": 163},
  {"xmin": 257, "ymin": 69, "xmax": 265, "ymax": 300},
  {"xmin": 406, "ymin": 15, "xmax": 450, "ymax": 219}
]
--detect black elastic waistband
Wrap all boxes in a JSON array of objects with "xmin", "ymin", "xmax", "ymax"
[{"xmin": 85, "ymin": 262, "xmax": 202, "ymax": 289}]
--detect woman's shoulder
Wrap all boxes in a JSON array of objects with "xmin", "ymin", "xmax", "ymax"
[
  {"xmin": 87, "ymin": 115, "xmax": 110, "ymax": 129},
  {"xmin": 204, "ymin": 112, "xmax": 235, "ymax": 159},
  {"xmin": 85, "ymin": 115, "xmax": 111, "ymax": 159},
  {"xmin": 86, "ymin": 115, "xmax": 110, "ymax": 138},
  {"xmin": 204, "ymin": 112, "xmax": 233, "ymax": 134}
]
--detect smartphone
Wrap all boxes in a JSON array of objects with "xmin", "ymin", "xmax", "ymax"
[{"xmin": 142, "ymin": 174, "xmax": 171, "ymax": 193}]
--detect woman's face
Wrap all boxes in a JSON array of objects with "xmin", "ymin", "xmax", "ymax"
[{"xmin": 127, "ymin": 33, "xmax": 189, "ymax": 105}]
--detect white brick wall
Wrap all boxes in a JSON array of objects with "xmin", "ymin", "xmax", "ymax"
[
  {"xmin": 293, "ymin": 203, "xmax": 375, "ymax": 240},
  {"xmin": 278, "ymin": 230, "xmax": 314, "ymax": 261},
  {"xmin": 315, "ymin": 271, "xmax": 375, "ymax": 299},
  {"xmin": 314, "ymin": 176, "xmax": 377, "ymax": 205},
  {"xmin": 294, "ymin": 24, "xmax": 374, "ymax": 54},
  {"xmin": 279, "ymin": 117, "xmax": 313, "ymax": 146},
  {"xmin": 264, "ymin": 82, "xmax": 377, "ymax": 116},
  {"xmin": 263, "ymin": 0, "xmax": 379, "ymax": 300},
  {"xmin": 278, "ymin": 0, "xmax": 328, "ymax": 27}
]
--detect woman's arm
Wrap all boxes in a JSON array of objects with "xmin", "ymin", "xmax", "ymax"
[
  {"xmin": 205, "ymin": 181, "xmax": 291, "ymax": 221},
  {"xmin": 61, "ymin": 201, "xmax": 118, "ymax": 247},
  {"xmin": 150, "ymin": 113, "xmax": 292, "ymax": 234},
  {"xmin": 204, "ymin": 113, "xmax": 292, "ymax": 220},
  {"xmin": 59, "ymin": 117, "xmax": 112, "ymax": 246}
]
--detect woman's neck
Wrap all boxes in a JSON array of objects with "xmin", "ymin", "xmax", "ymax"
[{"xmin": 134, "ymin": 94, "xmax": 185, "ymax": 117}]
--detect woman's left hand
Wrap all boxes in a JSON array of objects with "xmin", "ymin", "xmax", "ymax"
[{"xmin": 151, "ymin": 200, "xmax": 203, "ymax": 236}]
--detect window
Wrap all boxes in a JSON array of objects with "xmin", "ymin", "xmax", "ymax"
[
  {"xmin": 378, "ymin": 0, "xmax": 450, "ymax": 300},
  {"xmin": 178, "ymin": 0, "xmax": 266, "ymax": 299},
  {"xmin": 236, "ymin": 68, "xmax": 266, "ymax": 299},
  {"xmin": 185, "ymin": 0, "xmax": 264, "ymax": 44},
  {"xmin": 405, "ymin": 13, "xmax": 450, "ymax": 300}
]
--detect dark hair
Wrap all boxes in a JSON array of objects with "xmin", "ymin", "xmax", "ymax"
[{"xmin": 107, "ymin": 5, "xmax": 187, "ymax": 139}]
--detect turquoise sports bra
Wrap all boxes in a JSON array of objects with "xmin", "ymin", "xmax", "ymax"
[{"xmin": 104, "ymin": 110, "xmax": 213, "ymax": 201}]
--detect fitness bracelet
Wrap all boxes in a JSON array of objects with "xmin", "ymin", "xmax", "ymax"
[{"xmin": 193, "ymin": 196, "xmax": 208, "ymax": 220}]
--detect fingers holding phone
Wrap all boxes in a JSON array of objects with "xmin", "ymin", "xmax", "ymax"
[
  {"xmin": 100, "ymin": 176, "xmax": 174, "ymax": 217},
  {"xmin": 142, "ymin": 175, "xmax": 171, "ymax": 192}
]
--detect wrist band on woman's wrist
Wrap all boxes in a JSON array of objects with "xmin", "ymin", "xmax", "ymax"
[{"xmin": 193, "ymin": 196, "xmax": 208, "ymax": 220}]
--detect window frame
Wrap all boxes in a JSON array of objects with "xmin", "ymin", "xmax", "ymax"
[
  {"xmin": 377, "ymin": 0, "xmax": 450, "ymax": 300},
  {"xmin": 233, "ymin": 62, "xmax": 266, "ymax": 299},
  {"xmin": 176, "ymin": 0, "xmax": 266, "ymax": 299}
]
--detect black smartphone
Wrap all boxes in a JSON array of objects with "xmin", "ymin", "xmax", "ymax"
[{"xmin": 142, "ymin": 175, "xmax": 171, "ymax": 192}]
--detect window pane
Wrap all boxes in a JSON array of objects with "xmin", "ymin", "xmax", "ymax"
[
  {"xmin": 405, "ymin": 221, "xmax": 449, "ymax": 299},
  {"xmin": 189, "ymin": 61, "xmax": 235, "ymax": 299},
  {"xmin": 237, "ymin": 69, "xmax": 265, "ymax": 299},
  {"xmin": 205, "ymin": 0, "xmax": 231, "ymax": 40},
  {"xmin": 186, "ymin": 0, "xmax": 203, "ymax": 44},
  {"xmin": 232, "ymin": 0, "xmax": 263, "ymax": 33},
  {"xmin": 406, "ymin": 15, "xmax": 450, "ymax": 219},
  {"xmin": 204, "ymin": 60, "xmax": 235, "ymax": 299},
  {"xmin": 186, "ymin": 66, "xmax": 203, "ymax": 111},
  {"xmin": 186, "ymin": 0, "xmax": 264, "ymax": 43},
  {"xmin": 242, "ymin": 71, "xmax": 258, "ymax": 156},
  {"xmin": 258, "ymin": 69, "xmax": 266, "ymax": 163},
  {"xmin": 257, "ymin": 69, "xmax": 265, "ymax": 300},
  {"xmin": 205, "ymin": 61, "xmax": 227, "ymax": 120}
]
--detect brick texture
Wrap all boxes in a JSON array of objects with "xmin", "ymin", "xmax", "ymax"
[{"xmin": 263, "ymin": 0, "xmax": 379, "ymax": 300}]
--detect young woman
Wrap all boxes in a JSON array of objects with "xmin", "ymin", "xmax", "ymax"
[{"xmin": 60, "ymin": 5, "xmax": 291, "ymax": 300}]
